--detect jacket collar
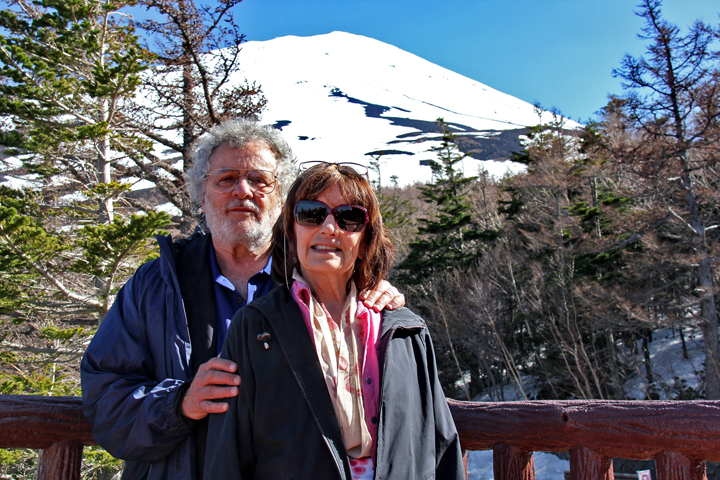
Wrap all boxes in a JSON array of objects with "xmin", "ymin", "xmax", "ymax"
[
  {"xmin": 157, "ymin": 232, "xmax": 218, "ymax": 375},
  {"xmin": 379, "ymin": 307, "xmax": 425, "ymax": 339}
]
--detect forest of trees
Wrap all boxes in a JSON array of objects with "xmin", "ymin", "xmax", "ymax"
[
  {"xmin": 386, "ymin": 0, "xmax": 720, "ymax": 404},
  {"xmin": 0, "ymin": 0, "xmax": 718, "ymax": 477}
]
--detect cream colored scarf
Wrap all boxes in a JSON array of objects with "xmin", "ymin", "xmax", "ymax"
[{"xmin": 292, "ymin": 271, "xmax": 372, "ymax": 459}]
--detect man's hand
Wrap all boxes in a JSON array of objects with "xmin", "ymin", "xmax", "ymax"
[
  {"xmin": 359, "ymin": 279, "xmax": 405, "ymax": 312},
  {"xmin": 181, "ymin": 357, "xmax": 241, "ymax": 420}
]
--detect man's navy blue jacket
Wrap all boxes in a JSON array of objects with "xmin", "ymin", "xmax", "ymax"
[{"xmin": 81, "ymin": 232, "xmax": 223, "ymax": 480}]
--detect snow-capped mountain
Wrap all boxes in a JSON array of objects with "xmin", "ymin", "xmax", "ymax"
[{"xmin": 230, "ymin": 31, "xmax": 578, "ymax": 186}]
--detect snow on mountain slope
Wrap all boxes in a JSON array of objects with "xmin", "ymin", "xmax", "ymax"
[{"xmin": 229, "ymin": 31, "xmax": 579, "ymax": 185}]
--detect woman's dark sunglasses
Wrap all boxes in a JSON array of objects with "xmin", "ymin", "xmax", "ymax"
[{"xmin": 294, "ymin": 200, "xmax": 369, "ymax": 233}]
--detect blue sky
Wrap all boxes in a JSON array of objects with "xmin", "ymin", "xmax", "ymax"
[{"xmin": 234, "ymin": 0, "xmax": 719, "ymax": 123}]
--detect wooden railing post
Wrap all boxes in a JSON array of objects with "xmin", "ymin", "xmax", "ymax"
[
  {"xmin": 493, "ymin": 443, "xmax": 535, "ymax": 480},
  {"xmin": 37, "ymin": 440, "xmax": 84, "ymax": 480},
  {"xmin": 462, "ymin": 450, "xmax": 468, "ymax": 479},
  {"xmin": 655, "ymin": 451, "xmax": 706, "ymax": 480},
  {"xmin": 569, "ymin": 446, "xmax": 613, "ymax": 480}
]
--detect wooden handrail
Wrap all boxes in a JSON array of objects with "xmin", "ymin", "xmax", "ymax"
[
  {"xmin": 448, "ymin": 399, "xmax": 718, "ymax": 480},
  {"xmin": 448, "ymin": 399, "xmax": 720, "ymax": 460},
  {"xmin": 2, "ymin": 395, "xmax": 718, "ymax": 480},
  {"xmin": 0, "ymin": 395, "xmax": 96, "ymax": 480},
  {"xmin": 0, "ymin": 395, "xmax": 95, "ymax": 449}
]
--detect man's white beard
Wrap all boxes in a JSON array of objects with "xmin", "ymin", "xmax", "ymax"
[{"xmin": 206, "ymin": 200, "xmax": 281, "ymax": 254}]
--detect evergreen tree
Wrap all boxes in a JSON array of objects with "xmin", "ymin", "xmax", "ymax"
[
  {"xmin": 478, "ymin": 109, "xmax": 649, "ymax": 400},
  {"xmin": 497, "ymin": 112, "xmax": 596, "ymax": 399},
  {"xmin": 377, "ymin": 175, "xmax": 415, "ymax": 263},
  {"xmin": 0, "ymin": 0, "xmax": 153, "ymax": 222},
  {"xmin": 365, "ymin": 152, "xmax": 415, "ymax": 261},
  {"xmin": 378, "ymin": 175, "xmax": 414, "ymax": 230},
  {"xmin": 0, "ymin": 2, "xmax": 170, "ymax": 473},
  {"xmin": 0, "ymin": 0, "xmax": 170, "ymax": 319},
  {"xmin": 398, "ymin": 118, "xmax": 497, "ymax": 283},
  {"xmin": 367, "ymin": 151, "xmax": 386, "ymax": 192},
  {"xmin": 0, "ymin": 0, "xmax": 169, "ymax": 402}
]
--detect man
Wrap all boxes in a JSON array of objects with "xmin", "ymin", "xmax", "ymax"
[{"xmin": 80, "ymin": 119, "xmax": 404, "ymax": 480}]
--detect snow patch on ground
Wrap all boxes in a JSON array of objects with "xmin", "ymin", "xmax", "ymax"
[
  {"xmin": 623, "ymin": 325, "xmax": 705, "ymax": 400},
  {"xmin": 467, "ymin": 451, "xmax": 569, "ymax": 480},
  {"xmin": 156, "ymin": 202, "xmax": 183, "ymax": 217}
]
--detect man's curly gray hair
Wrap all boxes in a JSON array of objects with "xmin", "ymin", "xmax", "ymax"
[{"xmin": 185, "ymin": 118, "xmax": 296, "ymax": 227}]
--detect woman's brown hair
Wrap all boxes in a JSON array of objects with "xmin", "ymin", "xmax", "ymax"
[{"xmin": 270, "ymin": 163, "xmax": 393, "ymax": 293}]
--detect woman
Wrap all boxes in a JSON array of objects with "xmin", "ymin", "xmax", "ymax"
[{"xmin": 204, "ymin": 162, "xmax": 464, "ymax": 480}]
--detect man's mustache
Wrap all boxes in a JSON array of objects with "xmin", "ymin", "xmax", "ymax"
[{"xmin": 225, "ymin": 200, "xmax": 260, "ymax": 215}]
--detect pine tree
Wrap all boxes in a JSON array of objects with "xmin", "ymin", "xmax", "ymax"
[
  {"xmin": 0, "ymin": 0, "xmax": 154, "ymax": 223},
  {"xmin": 0, "ymin": 3, "xmax": 170, "ymax": 473},
  {"xmin": 497, "ymin": 112, "xmax": 601, "ymax": 399},
  {"xmin": 395, "ymin": 119, "xmax": 498, "ymax": 395},
  {"xmin": 398, "ymin": 118, "xmax": 497, "ymax": 283},
  {"xmin": 367, "ymin": 152, "xmax": 386, "ymax": 192},
  {"xmin": 377, "ymin": 175, "xmax": 415, "ymax": 263},
  {"xmin": 0, "ymin": 0, "xmax": 170, "ymax": 403},
  {"xmin": 0, "ymin": 0, "xmax": 171, "ymax": 316}
]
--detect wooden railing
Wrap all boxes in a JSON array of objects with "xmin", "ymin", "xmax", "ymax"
[
  {"xmin": 2, "ymin": 394, "xmax": 719, "ymax": 479},
  {"xmin": 0, "ymin": 395, "xmax": 96, "ymax": 480},
  {"xmin": 449, "ymin": 399, "xmax": 720, "ymax": 480}
]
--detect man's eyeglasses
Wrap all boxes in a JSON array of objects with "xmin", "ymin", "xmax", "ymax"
[
  {"xmin": 294, "ymin": 199, "xmax": 369, "ymax": 233},
  {"xmin": 298, "ymin": 161, "xmax": 369, "ymax": 179},
  {"xmin": 205, "ymin": 168, "xmax": 278, "ymax": 194}
]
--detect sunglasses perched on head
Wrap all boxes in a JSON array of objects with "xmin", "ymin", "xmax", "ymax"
[
  {"xmin": 298, "ymin": 161, "xmax": 369, "ymax": 179},
  {"xmin": 294, "ymin": 200, "xmax": 369, "ymax": 233}
]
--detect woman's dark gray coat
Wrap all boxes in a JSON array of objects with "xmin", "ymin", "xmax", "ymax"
[{"xmin": 204, "ymin": 286, "xmax": 464, "ymax": 479}]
